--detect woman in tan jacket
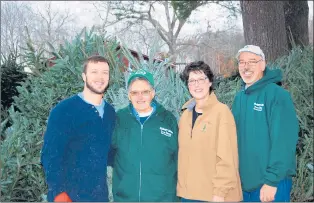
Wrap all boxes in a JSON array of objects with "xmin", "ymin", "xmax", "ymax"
[{"xmin": 177, "ymin": 61, "xmax": 242, "ymax": 202}]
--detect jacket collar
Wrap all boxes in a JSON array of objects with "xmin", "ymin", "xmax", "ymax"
[
  {"xmin": 182, "ymin": 91, "xmax": 218, "ymax": 113},
  {"xmin": 128, "ymin": 99, "xmax": 158, "ymax": 121}
]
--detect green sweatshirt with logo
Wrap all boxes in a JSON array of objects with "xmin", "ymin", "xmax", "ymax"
[
  {"xmin": 110, "ymin": 100, "xmax": 179, "ymax": 202},
  {"xmin": 231, "ymin": 67, "xmax": 299, "ymax": 191}
]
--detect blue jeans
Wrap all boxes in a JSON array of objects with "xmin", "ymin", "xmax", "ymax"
[
  {"xmin": 243, "ymin": 178, "xmax": 292, "ymax": 202},
  {"xmin": 181, "ymin": 197, "xmax": 205, "ymax": 202}
]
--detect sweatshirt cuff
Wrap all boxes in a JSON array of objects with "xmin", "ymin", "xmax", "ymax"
[
  {"xmin": 213, "ymin": 188, "xmax": 229, "ymax": 197},
  {"xmin": 264, "ymin": 179, "xmax": 279, "ymax": 187}
]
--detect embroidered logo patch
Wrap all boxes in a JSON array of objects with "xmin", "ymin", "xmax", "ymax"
[
  {"xmin": 201, "ymin": 124, "xmax": 207, "ymax": 132},
  {"xmin": 253, "ymin": 102, "xmax": 264, "ymax": 111},
  {"xmin": 160, "ymin": 127, "xmax": 173, "ymax": 137}
]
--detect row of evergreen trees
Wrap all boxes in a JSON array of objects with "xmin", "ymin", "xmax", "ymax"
[
  {"xmin": 1, "ymin": 52, "xmax": 28, "ymax": 138},
  {"xmin": 0, "ymin": 28, "xmax": 313, "ymax": 202}
]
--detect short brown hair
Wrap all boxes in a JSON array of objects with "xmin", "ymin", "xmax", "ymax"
[
  {"xmin": 180, "ymin": 61, "xmax": 214, "ymax": 93},
  {"xmin": 83, "ymin": 55, "xmax": 109, "ymax": 73}
]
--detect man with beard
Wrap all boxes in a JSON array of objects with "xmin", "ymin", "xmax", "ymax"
[
  {"xmin": 41, "ymin": 55, "xmax": 116, "ymax": 202},
  {"xmin": 232, "ymin": 45, "xmax": 299, "ymax": 202}
]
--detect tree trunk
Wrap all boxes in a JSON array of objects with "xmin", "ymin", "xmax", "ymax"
[
  {"xmin": 309, "ymin": 18, "xmax": 313, "ymax": 45},
  {"xmin": 240, "ymin": 1, "xmax": 288, "ymax": 63},
  {"xmin": 283, "ymin": 1, "xmax": 309, "ymax": 49},
  {"xmin": 168, "ymin": 42, "xmax": 177, "ymax": 62}
]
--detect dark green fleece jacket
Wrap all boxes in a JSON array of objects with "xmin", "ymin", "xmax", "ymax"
[
  {"xmin": 110, "ymin": 100, "xmax": 179, "ymax": 202},
  {"xmin": 232, "ymin": 67, "xmax": 299, "ymax": 191}
]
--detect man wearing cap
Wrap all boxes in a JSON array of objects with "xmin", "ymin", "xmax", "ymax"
[
  {"xmin": 109, "ymin": 68, "xmax": 179, "ymax": 202},
  {"xmin": 232, "ymin": 45, "xmax": 299, "ymax": 202}
]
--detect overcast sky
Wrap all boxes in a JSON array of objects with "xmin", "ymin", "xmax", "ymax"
[
  {"xmin": 28, "ymin": 1, "xmax": 313, "ymax": 29},
  {"xmin": 27, "ymin": 1, "xmax": 313, "ymax": 39}
]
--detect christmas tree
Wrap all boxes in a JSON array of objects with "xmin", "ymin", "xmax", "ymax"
[
  {"xmin": 0, "ymin": 27, "xmax": 312, "ymax": 202},
  {"xmin": 1, "ymin": 51, "xmax": 28, "ymax": 134}
]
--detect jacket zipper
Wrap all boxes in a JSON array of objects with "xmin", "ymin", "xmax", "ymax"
[
  {"xmin": 187, "ymin": 111, "xmax": 197, "ymax": 192},
  {"xmin": 139, "ymin": 125, "xmax": 143, "ymax": 201},
  {"xmin": 130, "ymin": 111, "xmax": 155, "ymax": 202}
]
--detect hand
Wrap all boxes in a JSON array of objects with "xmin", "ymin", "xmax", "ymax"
[
  {"xmin": 260, "ymin": 184, "xmax": 277, "ymax": 202},
  {"xmin": 54, "ymin": 192, "xmax": 72, "ymax": 202},
  {"xmin": 212, "ymin": 195, "xmax": 224, "ymax": 202}
]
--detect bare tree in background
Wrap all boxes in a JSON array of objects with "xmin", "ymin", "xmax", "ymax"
[
  {"xmin": 136, "ymin": 26, "xmax": 164, "ymax": 55},
  {"xmin": 102, "ymin": 0, "xmax": 207, "ymax": 61},
  {"xmin": 115, "ymin": 23, "xmax": 166, "ymax": 56},
  {"xmin": 177, "ymin": 28, "xmax": 244, "ymax": 75},
  {"xmin": 91, "ymin": 1, "xmax": 163, "ymax": 53},
  {"xmin": 309, "ymin": 17, "xmax": 313, "ymax": 45},
  {"xmin": 31, "ymin": 2, "xmax": 77, "ymax": 49},
  {"xmin": 91, "ymin": 1, "xmax": 121, "ymax": 36},
  {"xmin": 104, "ymin": 0, "xmax": 240, "ymax": 62},
  {"xmin": 0, "ymin": 1, "xmax": 34, "ymax": 58},
  {"xmin": 1, "ymin": 1, "xmax": 79, "ymax": 59}
]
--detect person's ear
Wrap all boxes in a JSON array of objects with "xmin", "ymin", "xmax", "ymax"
[{"xmin": 82, "ymin": 72, "xmax": 86, "ymax": 82}]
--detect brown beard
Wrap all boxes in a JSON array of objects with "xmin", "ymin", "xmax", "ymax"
[{"xmin": 85, "ymin": 78, "xmax": 108, "ymax": 95}]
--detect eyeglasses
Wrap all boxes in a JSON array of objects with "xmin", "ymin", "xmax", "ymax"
[
  {"xmin": 129, "ymin": 90, "xmax": 151, "ymax": 97},
  {"xmin": 188, "ymin": 77, "xmax": 208, "ymax": 86},
  {"xmin": 238, "ymin": 59, "xmax": 263, "ymax": 67}
]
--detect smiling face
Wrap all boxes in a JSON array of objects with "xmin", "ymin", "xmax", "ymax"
[
  {"xmin": 187, "ymin": 70, "xmax": 212, "ymax": 100},
  {"xmin": 82, "ymin": 61, "xmax": 109, "ymax": 95},
  {"xmin": 128, "ymin": 79, "xmax": 155, "ymax": 114},
  {"xmin": 238, "ymin": 52, "xmax": 266, "ymax": 87}
]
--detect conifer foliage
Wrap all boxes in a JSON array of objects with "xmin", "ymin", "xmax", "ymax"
[
  {"xmin": 1, "ymin": 52, "xmax": 28, "ymax": 117},
  {"xmin": 0, "ymin": 28, "xmax": 312, "ymax": 202},
  {"xmin": 0, "ymin": 28, "xmax": 124, "ymax": 202}
]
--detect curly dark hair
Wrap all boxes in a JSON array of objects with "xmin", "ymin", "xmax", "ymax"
[{"xmin": 180, "ymin": 61, "xmax": 214, "ymax": 92}]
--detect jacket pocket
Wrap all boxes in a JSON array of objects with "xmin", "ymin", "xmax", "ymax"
[
  {"xmin": 141, "ymin": 174, "xmax": 177, "ymax": 202},
  {"xmin": 113, "ymin": 174, "xmax": 138, "ymax": 201}
]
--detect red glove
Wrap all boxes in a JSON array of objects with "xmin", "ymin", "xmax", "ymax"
[{"xmin": 54, "ymin": 192, "xmax": 72, "ymax": 202}]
